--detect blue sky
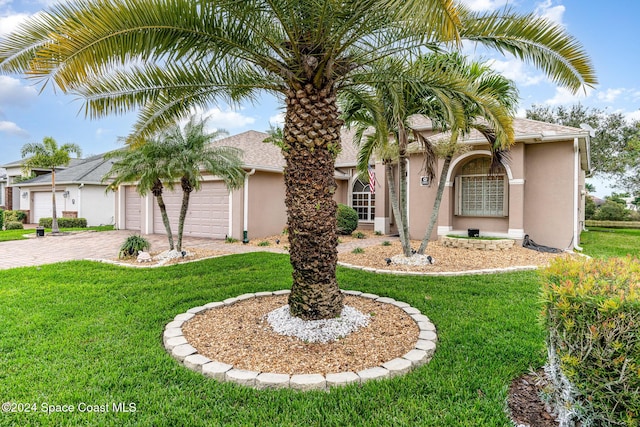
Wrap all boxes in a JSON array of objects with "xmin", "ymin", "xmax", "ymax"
[{"xmin": 1, "ymin": 0, "xmax": 638, "ymax": 197}]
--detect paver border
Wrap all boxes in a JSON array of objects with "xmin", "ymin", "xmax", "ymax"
[{"xmin": 164, "ymin": 289, "xmax": 437, "ymax": 391}]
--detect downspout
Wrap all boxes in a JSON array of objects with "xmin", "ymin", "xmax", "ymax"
[
  {"xmin": 77, "ymin": 183, "xmax": 84, "ymax": 220},
  {"xmin": 573, "ymin": 138, "xmax": 583, "ymax": 251},
  {"xmin": 243, "ymin": 169, "xmax": 256, "ymax": 243}
]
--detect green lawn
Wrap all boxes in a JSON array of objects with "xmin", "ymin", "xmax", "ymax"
[
  {"xmin": 0, "ymin": 225, "xmax": 114, "ymax": 242},
  {"xmin": 579, "ymin": 226, "xmax": 640, "ymax": 258},
  {"xmin": 1, "ymin": 227, "xmax": 637, "ymax": 426}
]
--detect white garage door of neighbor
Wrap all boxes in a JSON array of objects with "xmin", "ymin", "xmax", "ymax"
[
  {"xmin": 153, "ymin": 182, "xmax": 229, "ymax": 239},
  {"xmin": 124, "ymin": 186, "xmax": 141, "ymax": 231},
  {"xmin": 33, "ymin": 192, "xmax": 64, "ymax": 223}
]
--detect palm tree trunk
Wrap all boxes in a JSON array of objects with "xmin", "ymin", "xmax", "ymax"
[
  {"xmin": 284, "ymin": 85, "xmax": 344, "ymax": 321},
  {"xmin": 177, "ymin": 177, "xmax": 192, "ymax": 252},
  {"xmin": 152, "ymin": 179, "xmax": 174, "ymax": 250},
  {"xmin": 418, "ymin": 154, "xmax": 452, "ymax": 254},
  {"xmin": 397, "ymin": 122, "xmax": 412, "ymax": 257},
  {"xmin": 51, "ymin": 169, "xmax": 59, "ymax": 233},
  {"xmin": 385, "ymin": 162, "xmax": 410, "ymax": 254}
]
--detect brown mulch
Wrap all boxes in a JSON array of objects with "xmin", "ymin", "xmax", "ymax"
[
  {"xmin": 182, "ymin": 294, "xmax": 420, "ymax": 375},
  {"xmin": 508, "ymin": 370, "xmax": 559, "ymax": 426}
]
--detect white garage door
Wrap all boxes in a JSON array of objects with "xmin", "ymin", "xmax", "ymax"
[
  {"xmin": 33, "ymin": 192, "xmax": 64, "ymax": 223},
  {"xmin": 153, "ymin": 182, "xmax": 229, "ymax": 239},
  {"xmin": 124, "ymin": 186, "xmax": 141, "ymax": 231}
]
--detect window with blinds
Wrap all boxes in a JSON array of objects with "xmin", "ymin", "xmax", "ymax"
[
  {"xmin": 352, "ymin": 178, "xmax": 375, "ymax": 221},
  {"xmin": 455, "ymin": 157, "xmax": 508, "ymax": 217}
]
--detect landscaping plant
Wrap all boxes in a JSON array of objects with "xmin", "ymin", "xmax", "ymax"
[
  {"xmin": 38, "ymin": 217, "xmax": 87, "ymax": 228},
  {"xmin": 4, "ymin": 221, "xmax": 24, "ymax": 230},
  {"xmin": 118, "ymin": 235, "xmax": 151, "ymax": 259},
  {"xmin": 336, "ymin": 204, "xmax": 358, "ymax": 235},
  {"xmin": 541, "ymin": 256, "xmax": 640, "ymax": 426}
]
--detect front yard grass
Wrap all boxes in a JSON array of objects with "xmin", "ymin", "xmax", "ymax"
[
  {"xmin": 579, "ymin": 226, "xmax": 640, "ymax": 258},
  {"xmin": 0, "ymin": 225, "xmax": 114, "ymax": 242},
  {"xmin": 1, "ymin": 253, "xmax": 545, "ymax": 426}
]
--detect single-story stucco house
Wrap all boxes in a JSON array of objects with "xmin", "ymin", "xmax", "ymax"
[
  {"xmin": 4, "ymin": 154, "xmax": 116, "ymax": 226},
  {"xmin": 114, "ymin": 117, "xmax": 591, "ymax": 250}
]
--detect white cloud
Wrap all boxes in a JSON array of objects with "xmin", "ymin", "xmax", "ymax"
[
  {"xmin": 0, "ymin": 12, "xmax": 30, "ymax": 37},
  {"xmin": 0, "ymin": 120, "xmax": 28, "ymax": 136},
  {"xmin": 458, "ymin": 0, "xmax": 510, "ymax": 12},
  {"xmin": 625, "ymin": 110, "xmax": 640, "ymax": 122},
  {"xmin": 596, "ymin": 88, "xmax": 624, "ymax": 103},
  {"xmin": 202, "ymin": 107, "xmax": 256, "ymax": 130},
  {"xmin": 268, "ymin": 113, "xmax": 285, "ymax": 127},
  {"xmin": 544, "ymin": 86, "xmax": 593, "ymax": 105},
  {"xmin": 488, "ymin": 58, "xmax": 546, "ymax": 87},
  {"xmin": 534, "ymin": 0, "xmax": 566, "ymax": 26},
  {"xmin": 0, "ymin": 75, "xmax": 38, "ymax": 107}
]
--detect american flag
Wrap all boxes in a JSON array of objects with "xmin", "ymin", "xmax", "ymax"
[{"xmin": 368, "ymin": 165, "xmax": 376, "ymax": 194}]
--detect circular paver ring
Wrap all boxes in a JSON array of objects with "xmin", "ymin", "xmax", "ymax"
[{"xmin": 163, "ymin": 289, "xmax": 437, "ymax": 390}]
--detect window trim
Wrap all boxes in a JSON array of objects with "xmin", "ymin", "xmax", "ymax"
[
  {"xmin": 351, "ymin": 178, "xmax": 375, "ymax": 222},
  {"xmin": 454, "ymin": 158, "xmax": 508, "ymax": 217}
]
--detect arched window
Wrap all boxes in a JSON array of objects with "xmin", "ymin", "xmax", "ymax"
[
  {"xmin": 352, "ymin": 178, "xmax": 375, "ymax": 221},
  {"xmin": 455, "ymin": 157, "xmax": 508, "ymax": 217}
]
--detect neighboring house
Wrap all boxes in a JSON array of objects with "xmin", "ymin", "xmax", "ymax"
[
  {"xmin": 0, "ymin": 168, "xmax": 6, "ymax": 208},
  {"xmin": 1, "ymin": 158, "xmax": 66, "ymax": 211},
  {"xmin": 7, "ymin": 154, "xmax": 116, "ymax": 226},
  {"xmin": 114, "ymin": 117, "xmax": 591, "ymax": 250}
]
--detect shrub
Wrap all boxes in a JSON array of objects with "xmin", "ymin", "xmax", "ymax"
[
  {"xmin": 336, "ymin": 204, "xmax": 358, "ymax": 235},
  {"xmin": 351, "ymin": 247, "xmax": 364, "ymax": 254},
  {"xmin": 381, "ymin": 241, "xmax": 391, "ymax": 246},
  {"xmin": 38, "ymin": 217, "xmax": 88, "ymax": 228},
  {"xmin": 118, "ymin": 235, "xmax": 150, "ymax": 259},
  {"xmin": 0, "ymin": 208, "xmax": 4, "ymax": 230},
  {"xmin": 257, "ymin": 241, "xmax": 270, "ymax": 247},
  {"xmin": 225, "ymin": 236, "xmax": 238, "ymax": 243},
  {"xmin": 540, "ymin": 256, "xmax": 640, "ymax": 426},
  {"xmin": 354, "ymin": 231, "xmax": 366, "ymax": 239},
  {"xmin": 5, "ymin": 221, "xmax": 24, "ymax": 230},
  {"xmin": 4, "ymin": 210, "xmax": 27, "ymax": 223},
  {"xmin": 593, "ymin": 200, "xmax": 631, "ymax": 221}
]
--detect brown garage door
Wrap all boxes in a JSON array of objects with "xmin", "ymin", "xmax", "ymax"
[
  {"xmin": 152, "ymin": 182, "xmax": 229, "ymax": 239},
  {"xmin": 124, "ymin": 186, "xmax": 141, "ymax": 231}
]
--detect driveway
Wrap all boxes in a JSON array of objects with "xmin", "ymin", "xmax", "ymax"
[{"xmin": 0, "ymin": 230, "xmax": 285, "ymax": 270}]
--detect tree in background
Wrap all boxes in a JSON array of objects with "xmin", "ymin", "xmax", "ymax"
[
  {"xmin": 1, "ymin": 0, "xmax": 596, "ymax": 320},
  {"xmin": 21, "ymin": 137, "xmax": 81, "ymax": 233}
]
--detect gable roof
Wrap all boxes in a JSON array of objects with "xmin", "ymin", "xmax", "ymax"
[{"xmin": 17, "ymin": 154, "xmax": 115, "ymax": 187}]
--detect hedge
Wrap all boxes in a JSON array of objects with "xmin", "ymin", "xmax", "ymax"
[
  {"xmin": 541, "ymin": 256, "xmax": 640, "ymax": 426},
  {"xmin": 38, "ymin": 217, "xmax": 88, "ymax": 228},
  {"xmin": 4, "ymin": 210, "xmax": 27, "ymax": 223},
  {"xmin": 5, "ymin": 221, "xmax": 24, "ymax": 230}
]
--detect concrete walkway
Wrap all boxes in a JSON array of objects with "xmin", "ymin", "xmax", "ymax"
[{"xmin": 0, "ymin": 230, "xmax": 392, "ymax": 270}]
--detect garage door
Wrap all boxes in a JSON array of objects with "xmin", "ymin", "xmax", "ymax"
[
  {"xmin": 153, "ymin": 182, "xmax": 229, "ymax": 239},
  {"xmin": 124, "ymin": 186, "xmax": 141, "ymax": 231},
  {"xmin": 33, "ymin": 192, "xmax": 64, "ymax": 223}
]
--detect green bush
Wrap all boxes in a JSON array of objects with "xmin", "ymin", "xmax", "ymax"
[
  {"xmin": 594, "ymin": 200, "xmax": 631, "ymax": 221},
  {"xmin": 38, "ymin": 217, "xmax": 87, "ymax": 228},
  {"xmin": 4, "ymin": 210, "xmax": 27, "ymax": 223},
  {"xmin": 541, "ymin": 256, "xmax": 640, "ymax": 426},
  {"xmin": 5, "ymin": 221, "xmax": 24, "ymax": 230},
  {"xmin": 336, "ymin": 204, "xmax": 358, "ymax": 235},
  {"xmin": 118, "ymin": 235, "xmax": 150, "ymax": 259}
]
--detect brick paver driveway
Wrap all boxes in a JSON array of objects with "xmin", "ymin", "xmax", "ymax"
[{"xmin": 0, "ymin": 230, "xmax": 285, "ymax": 270}]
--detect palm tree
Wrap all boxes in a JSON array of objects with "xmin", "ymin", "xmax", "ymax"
[
  {"xmin": 416, "ymin": 54, "xmax": 519, "ymax": 255},
  {"xmin": 104, "ymin": 141, "xmax": 177, "ymax": 250},
  {"xmin": 341, "ymin": 54, "xmax": 514, "ymax": 257},
  {"xmin": 21, "ymin": 137, "xmax": 81, "ymax": 233},
  {"xmin": 0, "ymin": 0, "xmax": 596, "ymax": 320},
  {"xmin": 160, "ymin": 115, "xmax": 245, "ymax": 252}
]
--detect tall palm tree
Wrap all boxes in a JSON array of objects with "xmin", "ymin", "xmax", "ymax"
[
  {"xmin": 104, "ymin": 141, "xmax": 177, "ymax": 250},
  {"xmin": 0, "ymin": 0, "xmax": 596, "ymax": 320},
  {"xmin": 160, "ymin": 115, "xmax": 245, "ymax": 252},
  {"xmin": 416, "ymin": 54, "xmax": 520, "ymax": 255},
  {"xmin": 21, "ymin": 137, "xmax": 81, "ymax": 234}
]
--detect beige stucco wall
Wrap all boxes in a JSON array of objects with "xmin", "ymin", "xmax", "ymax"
[
  {"xmin": 523, "ymin": 141, "xmax": 577, "ymax": 249},
  {"xmin": 246, "ymin": 171, "xmax": 287, "ymax": 239}
]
